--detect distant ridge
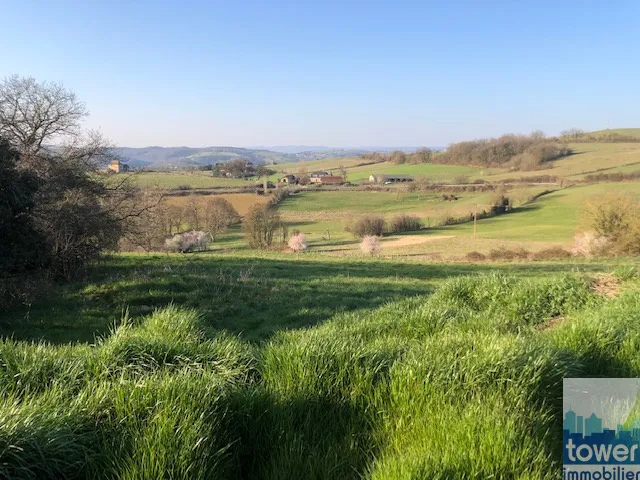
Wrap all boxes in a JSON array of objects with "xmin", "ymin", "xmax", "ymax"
[{"xmin": 112, "ymin": 145, "xmax": 428, "ymax": 168}]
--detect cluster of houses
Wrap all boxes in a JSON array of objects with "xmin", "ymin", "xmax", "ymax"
[
  {"xmin": 279, "ymin": 171, "xmax": 346, "ymax": 185},
  {"xmin": 277, "ymin": 172, "xmax": 415, "ymax": 186}
]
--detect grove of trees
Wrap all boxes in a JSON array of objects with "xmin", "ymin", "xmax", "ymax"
[
  {"xmin": 437, "ymin": 134, "xmax": 571, "ymax": 170},
  {"xmin": 359, "ymin": 131, "xmax": 577, "ymax": 171}
]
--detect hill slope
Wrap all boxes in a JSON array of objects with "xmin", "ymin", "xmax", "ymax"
[
  {"xmin": 113, "ymin": 146, "xmax": 297, "ymax": 168},
  {"xmin": 113, "ymin": 146, "xmax": 385, "ymax": 168},
  {"xmin": 588, "ymin": 128, "xmax": 640, "ymax": 139}
]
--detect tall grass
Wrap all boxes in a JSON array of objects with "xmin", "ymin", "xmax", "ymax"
[{"xmin": 1, "ymin": 272, "xmax": 637, "ymax": 478}]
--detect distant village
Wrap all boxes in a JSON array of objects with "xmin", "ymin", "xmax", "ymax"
[{"xmin": 101, "ymin": 157, "xmax": 416, "ymax": 188}]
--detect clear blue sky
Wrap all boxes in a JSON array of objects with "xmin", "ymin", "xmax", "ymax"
[{"xmin": 1, "ymin": 1, "xmax": 638, "ymax": 148}]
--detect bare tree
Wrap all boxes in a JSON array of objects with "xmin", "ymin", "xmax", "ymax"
[
  {"xmin": 416, "ymin": 147, "xmax": 433, "ymax": 163},
  {"xmin": 243, "ymin": 204, "xmax": 283, "ymax": 249},
  {"xmin": 560, "ymin": 128, "xmax": 585, "ymax": 139},
  {"xmin": 338, "ymin": 163, "xmax": 348, "ymax": 182},
  {"xmin": 183, "ymin": 197, "xmax": 201, "ymax": 230},
  {"xmin": 530, "ymin": 130, "xmax": 546, "ymax": 140},
  {"xmin": 0, "ymin": 75, "xmax": 160, "ymax": 279},
  {"xmin": 390, "ymin": 150, "xmax": 407, "ymax": 164},
  {"xmin": 0, "ymin": 75, "xmax": 87, "ymax": 157},
  {"xmin": 203, "ymin": 197, "xmax": 240, "ymax": 241}
]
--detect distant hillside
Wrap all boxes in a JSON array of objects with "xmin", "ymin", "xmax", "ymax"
[
  {"xmin": 261, "ymin": 146, "xmax": 423, "ymax": 155},
  {"xmin": 112, "ymin": 146, "xmax": 297, "ymax": 168},
  {"xmin": 257, "ymin": 145, "xmax": 333, "ymax": 154},
  {"xmin": 588, "ymin": 128, "xmax": 640, "ymax": 139},
  {"xmin": 112, "ymin": 146, "xmax": 389, "ymax": 168}
]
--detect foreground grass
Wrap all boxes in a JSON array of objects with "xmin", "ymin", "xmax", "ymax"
[
  {"xmin": 1, "ymin": 263, "xmax": 639, "ymax": 478},
  {"xmin": 0, "ymin": 253, "xmax": 631, "ymax": 344}
]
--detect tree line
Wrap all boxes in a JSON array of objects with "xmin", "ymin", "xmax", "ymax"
[{"xmin": 360, "ymin": 132, "xmax": 572, "ymax": 171}]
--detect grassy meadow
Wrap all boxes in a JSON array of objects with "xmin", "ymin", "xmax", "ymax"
[
  {"xmin": 154, "ymin": 180, "xmax": 640, "ymax": 259},
  {"xmin": 1, "ymin": 252, "xmax": 640, "ymax": 478},
  {"xmin": 270, "ymin": 182, "xmax": 640, "ymax": 258},
  {"xmin": 129, "ymin": 171, "xmax": 252, "ymax": 189},
  {"xmin": 486, "ymin": 143, "xmax": 640, "ymax": 181},
  {"xmin": 344, "ymin": 161, "xmax": 489, "ymax": 183}
]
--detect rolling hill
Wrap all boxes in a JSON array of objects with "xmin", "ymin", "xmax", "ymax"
[
  {"xmin": 112, "ymin": 146, "xmax": 413, "ymax": 168},
  {"xmin": 588, "ymin": 128, "xmax": 640, "ymax": 139},
  {"xmin": 113, "ymin": 146, "xmax": 297, "ymax": 168}
]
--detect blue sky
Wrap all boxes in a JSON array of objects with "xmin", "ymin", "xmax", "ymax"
[{"xmin": 1, "ymin": 1, "xmax": 638, "ymax": 147}]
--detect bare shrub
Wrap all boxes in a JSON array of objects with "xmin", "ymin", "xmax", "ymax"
[
  {"xmin": 466, "ymin": 251, "xmax": 486, "ymax": 261},
  {"xmin": 243, "ymin": 204, "xmax": 283, "ymax": 249},
  {"xmin": 490, "ymin": 194, "xmax": 511, "ymax": 215},
  {"xmin": 453, "ymin": 175, "xmax": 469, "ymax": 184},
  {"xmin": 269, "ymin": 187, "xmax": 290, "ymax": 206},
  {"xmin": 438, "ymin": 215, "xmax": 458, "ymax": 226},
  {"xmin": 488, "ymin": 248, "xmax": 530, "ymax": 261},
  {"xmin": 388, "ymin": 215, "xmax": 422, "ymax": 233},
  {"xmin": 572, "ymin": 232, "xmax": 610, "ymax": 258},
  {"xmin": 360, "ymin": 235, "xmax": 381, "ymax": 256},
  {"xmin": 582, "ymin": 193, "xmax": 637, "ymax": 241},
  {"xmin": 287, "ymin": 233, "xmax": 308, "ymax": 253},
  {"xmin": 531, "ymin": 247, "xmax": 572, "ymax": 261},
  {"xmin": 579, "ymin": 193, "xmax": 640, "ymax": 256},
  {"xmin": 164, "ymin": 230, "xmax": 209, "ymax": 253},
  {"xmin": 203, "ymin": 197, "xmax": 240, "ymax": 241},
  {"xmin": 346, "ymin": 215, "xmax": 385, "ymax": 238},
  {"xmin": 410, "ymin": 176, "xmax": 432, "ymax": 191}
]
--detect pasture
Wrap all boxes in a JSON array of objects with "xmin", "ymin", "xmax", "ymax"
[
  {"xmin": 1, "ymin": 252, "xmax": 639, "ymax": 478},
  {"xmin": 480, "ymin": 142, "xmax": 640, "ymax": 181},
  {"xmin": 128, "ymin": 171, "xmax": 251, "ymax": 189},
  {"xmin": 154, "ymin": 181, "xmax": 640, "ymax": 259},
  {"xmin": 272, "ymin": 156, "xmax": 364, "ymax": 174},
  {"xmin": 272, "ymin": 183, "xmax": 640, "ymax": 257},
  {"xmin": 345, "ymin": 161, "xmax": 491, "ymax": 183}
]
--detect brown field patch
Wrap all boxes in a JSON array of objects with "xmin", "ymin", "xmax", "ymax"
[
  {"xmin": 382, "ymin": 235, "xmax": 454, "ymax": 248},
  {"xmin": 163, "ymin": 193, "xmax": 270, "ymax": 216},
  {"xmin": 590, "ymin": 273, "xmax": 621, "ymax": 298}
]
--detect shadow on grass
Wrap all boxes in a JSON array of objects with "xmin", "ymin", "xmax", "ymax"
[
  {"xmin": 231, "ymin": 390, "xmax": 377, "ymax": 479},
  {"xmin": 0, "ymin": 252, "xmax": 624, "ymax": 344}
]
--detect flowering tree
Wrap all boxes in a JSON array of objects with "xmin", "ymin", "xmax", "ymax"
[
  {"xmin": 164, "ymin": 231, "xmax": 209, "ymax": 253},
  {"xmin": 288, "ymin": 233, "xmax": 307, "ymax": 253},
  {"xmin": 360, "ymin": 235, "xmax": 381, "ymax": 256}
]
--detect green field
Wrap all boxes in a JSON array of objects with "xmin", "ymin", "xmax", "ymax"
[
  {"xmin": 589, "ymin": 128, "xmax": 640, "ymax": 139},
  {"xmin": 1, "ymin": 252, "xmax": 640, "ymax": 478},
  {"xmin": 273, "ymin": 156, "xmax": 364, "ymax": 174},
  {"xmin": 129, "ymin": 171, "xmax": 252, "ymax": 189},
  {"xmin": 272, "ymin": 181, "xmax": 640, "ymax": 258},
  {"xmin": 440, "ymin": 182, "xmax": 640, "ymax": 241},
  {"xmin": 127, "ymin": 141, "xmax": 640, "ymax": 191},
  {"xmin": 346, "ymin": 161, "xmax": 490, "ymax": 183},
  {"xmin": 480, "ymin": 142, "xmax": 640, "ymax": 181}
]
